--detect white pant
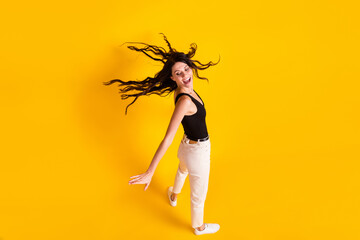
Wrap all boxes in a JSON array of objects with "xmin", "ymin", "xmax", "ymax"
[{"xmin": 172, "ymin": 134, "xmax": 211, "ymax": 229}]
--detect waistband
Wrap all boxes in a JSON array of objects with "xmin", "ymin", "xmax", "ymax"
[{"xmin": 183, "ymin": 134, "xmax": 210, "ymax": 142}]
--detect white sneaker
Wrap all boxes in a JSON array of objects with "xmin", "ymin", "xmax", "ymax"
[
  {"xmin": 167, "ymin": 186, "xmax": 177, "ymax": 207},
  {"xmin": 194, "ymin": 223, "xmax": 220, "ymax": 235}
]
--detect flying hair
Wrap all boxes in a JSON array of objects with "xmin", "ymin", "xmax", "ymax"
[{"xmin": 103, "ymin": 33, "xmax": 220, "ymax": 115}]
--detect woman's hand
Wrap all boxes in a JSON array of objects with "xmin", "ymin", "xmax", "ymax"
[{"xmin": 128, "ymin": 170, "xmax": 154, "ymax": 191}]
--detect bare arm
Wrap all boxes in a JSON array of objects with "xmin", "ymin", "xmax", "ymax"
[
  {"xmin": 147, "ymin": 97, "xmax": 191, "ymax": 173},
  {"xmin": 128, "ymin": 96, "xmax": 192, "ymax": 190}
]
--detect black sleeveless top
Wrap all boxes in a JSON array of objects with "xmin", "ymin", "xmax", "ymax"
[{"xmin": 174, "ymin": 90, "xmax": 209, "ymax": 141}]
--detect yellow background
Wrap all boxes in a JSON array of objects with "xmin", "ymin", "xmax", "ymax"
[{"xmin": 1, "ymin": 0, "xmax": 359, "ymax": 239}]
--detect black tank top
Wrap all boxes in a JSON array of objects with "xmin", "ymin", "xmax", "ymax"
[{"xmin": 174, "ymin": 90, "xmax": 209, "ymax": 141}]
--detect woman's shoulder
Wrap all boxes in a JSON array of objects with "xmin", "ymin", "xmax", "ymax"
[{"xmin": 174, "ymin": 91, "xmax": 192, "ymax": 104}]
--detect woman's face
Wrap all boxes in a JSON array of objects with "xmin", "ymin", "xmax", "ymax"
[{"xmin": 170, "ymin": 61, "xmax": 193, "ymax": 88}]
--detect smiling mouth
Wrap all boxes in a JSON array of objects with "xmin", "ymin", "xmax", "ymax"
[{"xmin": 183, "ymin": 76, "xmax": 191, "ymax": 84}]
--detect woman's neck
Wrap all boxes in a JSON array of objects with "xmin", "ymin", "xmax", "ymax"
[{"xmin": 178, "ymin": 86, "xmax": 193, "ymax": 94}]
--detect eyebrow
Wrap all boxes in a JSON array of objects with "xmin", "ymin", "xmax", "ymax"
[{"xmin": 174, "ymin": 66, "xmax": 189, "ymax": 73}]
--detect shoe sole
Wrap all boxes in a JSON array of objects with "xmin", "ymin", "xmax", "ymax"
[{"xmin": 167, "ymin": 186, "xmax": 177, "ymax": 207}]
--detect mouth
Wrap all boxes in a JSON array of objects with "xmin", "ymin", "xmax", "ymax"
[{"xmin": 183, "ymin": 76, "xmax": 192, "ymax": 84}]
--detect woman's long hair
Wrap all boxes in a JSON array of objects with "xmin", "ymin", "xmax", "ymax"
[{"xmin": 103, "ymin": 33, "xmax": 220, "ymax": 115}]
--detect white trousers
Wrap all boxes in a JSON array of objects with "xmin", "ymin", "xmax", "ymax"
[{"xmin": 172, "ymin": 134, "xmax": 211, "ymax": 229}]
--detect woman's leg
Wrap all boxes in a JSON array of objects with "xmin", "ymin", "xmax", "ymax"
[
  {"xmin": 172, "ymin": 157, "xmax": 188, "ymax": 199},
  {"xmin": 188, "ymin": 162, "xmax": 210, "ymax": 229},
  {"xmin": 186, "ymin": 141, "xmax": 211, "ymax": 229}
]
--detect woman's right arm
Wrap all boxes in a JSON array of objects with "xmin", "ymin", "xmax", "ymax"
[{"xmin": 128, "ymin": 96, "xmax": 192, "ymax": 190}]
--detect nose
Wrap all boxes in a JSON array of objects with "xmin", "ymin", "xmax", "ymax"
[{"xmin": 182, "ymin": 73, "xmax": 189, "ymax": 79}]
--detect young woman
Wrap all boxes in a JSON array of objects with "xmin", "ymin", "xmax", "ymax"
[{"xmin": 103, "ymin": 33, "xmax": 220, "ymax": 235}]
